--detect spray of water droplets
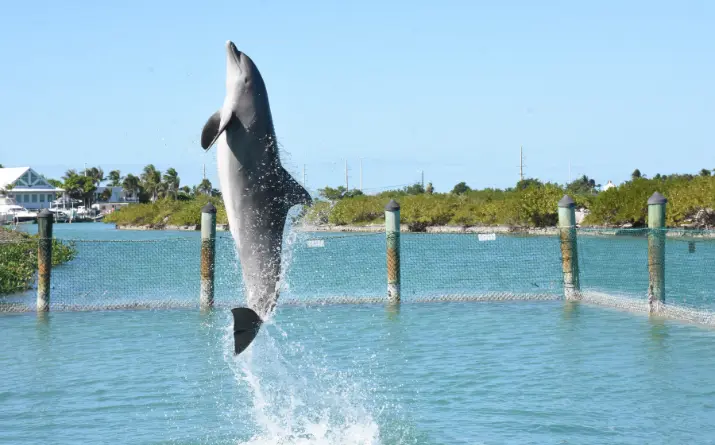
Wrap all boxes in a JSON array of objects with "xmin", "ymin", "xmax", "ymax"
[
  {"xmin": 219, "ymin": 316, "xmax": 383, "ymax": 445},
  {"xmin": 211, "ymin": 207, "xmax": 383, "ymax": 444}
]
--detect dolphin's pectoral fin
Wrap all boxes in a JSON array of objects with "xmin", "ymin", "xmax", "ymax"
[
  {"xmin": 201, "ymin": 111, "xmax": 221, "ymax": 150},
  {"xmin": 278, "ymin": 166, "xmax": 313, "ymax": 208},
  {"xmin": 231, "ymin": 307, "xmax": 263, "ymax": 355},
  {"xmin": 201, "ymin": 110, "xmax": 235, "ymax": 150}
]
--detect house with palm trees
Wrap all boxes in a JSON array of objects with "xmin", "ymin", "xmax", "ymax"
[
  {"xmin": 90, "ymin": 184, "xmax": 140, "ymax": 213},
  {"xmin": 0, "ymin": 166, "xmax": 65, "ymax": 210},
  {"xmin": 92, "ymin": 186, "xmax": 139, "ymax": 203}
]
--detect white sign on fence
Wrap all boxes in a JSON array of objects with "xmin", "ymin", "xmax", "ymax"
[
  {"xmin": 477, "ymin": 233, "xmax": 497, "ymax": 242},
  {"xmin": 306, "ymin": 239, "xmax": 325, "ymax": 248}
]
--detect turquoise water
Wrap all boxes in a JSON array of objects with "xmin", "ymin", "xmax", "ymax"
[
  {"xmin": 2, "ymin": 302, "xmax": 715, "ymax": 444},
  {"xmin": 3, "ymin": 223, "xmax": 715, "ymax": 443}
]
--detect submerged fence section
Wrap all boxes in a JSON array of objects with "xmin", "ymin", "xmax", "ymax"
[{"xmin": 3, "ymin": 193, "xmax": 715, "ymax": 319}]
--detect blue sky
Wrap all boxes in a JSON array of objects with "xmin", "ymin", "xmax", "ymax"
[{"xmin": 0, "ymin": 0, "xmax": 713, "ymax": 196}]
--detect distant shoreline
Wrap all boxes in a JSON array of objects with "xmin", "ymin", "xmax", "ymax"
[{"xmin": 111, "ymin": 223, "xmax": 715, "ymax": 239}]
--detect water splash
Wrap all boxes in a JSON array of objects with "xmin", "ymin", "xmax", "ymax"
[
  {"xmin": 217, "ymin": 208, "xmax": 383, "ymax": 444},
  {"xmin": 221, "ymin": 316, "xmax": 382, "ymax": 445}
]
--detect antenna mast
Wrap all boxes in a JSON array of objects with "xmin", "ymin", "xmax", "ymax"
[
  {"xmin": 345, "ymin": 160, "xmax": 349, "ymax": 191},
  {"xmin": 359, "ymin": 158, "xmax": 363, "ymax": 191}
]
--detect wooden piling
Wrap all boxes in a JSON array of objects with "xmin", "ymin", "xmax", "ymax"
[
  {"xmin": 558, "ymin": 195, "xmax": 581, "ymax": 300},
  {"xmin": 37, "ymin": 209, "xmax": 53, "ymax": 312},
  {"xmin": 647, "ymin": 192, "xmax": 667, "ymax": 307},
  {"xmin": 200, "ymin": 203, "xmax": 217, "ymax": 310},
  {"xmin": 385, "ymin": 199, "xmax": 401, "ymax": 304}
]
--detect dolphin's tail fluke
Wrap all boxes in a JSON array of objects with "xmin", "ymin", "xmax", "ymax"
[{"xmin": 231, "ymin": 307, "xmax": 263, "ymax": 355}]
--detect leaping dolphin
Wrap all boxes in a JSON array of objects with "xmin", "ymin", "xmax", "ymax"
[{"xmin": 200, "ymin": 41, "xmax": 312, "ymax": 355}]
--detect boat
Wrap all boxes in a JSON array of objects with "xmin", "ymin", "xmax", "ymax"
[
  {"xmin": 47, "ymin": 207, "xmax": 70, "ymax": 223},
  {"xmin": 0, "ymin": 196, "xmax": 38, "ymax": 223},
  {"xmin": 48, "ymin": 197, "xmax": 83, "ymax": 223}
]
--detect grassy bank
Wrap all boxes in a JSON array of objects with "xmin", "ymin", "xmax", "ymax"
[
  {"xmin": 102, "ymin": 173, "xmax": 715, "ymax": 231},
  {"xmin": 302, "ymin": 184, "xmax": 570, "ymax": 230},
  {"xmin": 0, "ymin": 228, "xmax": 77, "ymax": 295},
  {"xmin": 304, "ymin": 176, "xmax": 715, "ymax": 230},
  {"xmin": 104, "ymin": 197, "xmax": 228, "ymax": 228}
]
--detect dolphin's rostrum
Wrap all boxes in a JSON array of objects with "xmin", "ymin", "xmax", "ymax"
[{"xmin": 201, "ymin": 41, "xmax": 312, "ymax": 355}]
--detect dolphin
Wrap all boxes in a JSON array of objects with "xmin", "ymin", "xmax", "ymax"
[{"xmin": 200, "ymin": 41, "xmax": 312, "ymax": 355}]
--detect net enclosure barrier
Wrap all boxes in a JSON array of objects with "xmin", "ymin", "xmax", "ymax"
[{"xmin": 3, "ymin": 225, "xmax": 715, "ymax": 320}]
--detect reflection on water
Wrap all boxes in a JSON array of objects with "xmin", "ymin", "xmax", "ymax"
[{"xmin": 562, "ymin": 300, "xmax": 581, "ymax": 321}]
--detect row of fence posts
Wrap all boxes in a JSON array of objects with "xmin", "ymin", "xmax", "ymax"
[
  {"xmin": 558, "ymin": 191, "xmax": 668, "ymax": 310},
  {"xmin": 33, "ymin": 194, "xmax": 668, "ymax": 312}
]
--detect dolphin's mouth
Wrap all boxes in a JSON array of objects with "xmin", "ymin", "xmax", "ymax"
[{"xmin": 226, "ymin": 40, "xmax": 242, "ymax": 66}]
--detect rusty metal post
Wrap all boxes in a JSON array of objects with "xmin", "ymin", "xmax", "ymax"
[
  {"xmin": 647, "ymin": 192, "xmax": 667, "ymax": 307},
  {"xmin": 37, "ymin": 209, "xmax": 53, "ymax": 312},
  {"xmin": 558, "ymin": 195, "xmax": 580, "ymax": 300},
  {"xmin": 200, "ymin": 203, "xmax": 217, "ymax": 310},
  {"xmin": 385, "ymin": 199, "xmax": 401, "ymax": 304}
]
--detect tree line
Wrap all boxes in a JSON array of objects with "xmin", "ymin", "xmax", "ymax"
[
  {"xmin": 40, "ymin": 165, "xmax": 221, "ymax": 206},
  {"xmin": 305, "ymin": 168, "xmax": 715, "ymax": 229},
  {"xmin": 54, "ymin": 162, "xmax": 715, "ymax": 229}
]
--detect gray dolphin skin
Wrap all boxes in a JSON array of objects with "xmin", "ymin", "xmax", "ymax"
[{"xmin": 200, "ymin": 41, "xmax": 312, "ymax": 355}]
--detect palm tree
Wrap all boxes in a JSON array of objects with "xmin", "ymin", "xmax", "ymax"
[
  {"xmin": 108, "ymin": 170, "xmax": 123, "ymax": 186},
  {"xmin": 84, "ymin": 167, "xmax": 105, "ymax": 187},
  {"xmin": 140, "ymin": 164, "xmax": 162, "ymax": 202},
  {"xmin": 121, "ymin": 174, "xmax": 141, "ymax": 201},
  {"xmin": 62, "ymin": 169, "xmax": 78, "ymax": 181},
  {"xmin": 198, "ymin": 178, "xmax": 213, "ymax": 196},
  {"xmin": 162, "ymin": 168, "xmax": 180, "ymax": 199}
]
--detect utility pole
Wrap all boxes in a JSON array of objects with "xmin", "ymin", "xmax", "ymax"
[
  {"xmin": 345, "ymin": 160, "xmax": 349, "ymax": 191},
  {"xmin": 203, "ymin": 163, "xmax": 206, "ymax": 180},
  {"xmin": 359, "ymin": 158, "xmax": 363, "ymax": 191},
  {"xmin": 303, "ymin": 164, "xmax": 306, "ymax": 187},
  {"xmin": 519, "ymin": 146, "xmax": 524, "ymax": 182},
  {"xmin": 421, "ymin": 170, "xmax": 425, "ymax": 189}
]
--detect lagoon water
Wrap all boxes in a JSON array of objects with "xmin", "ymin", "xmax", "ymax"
[{"xmin": 2, "ymin": 223, "xmax": 715, "ymax": 444}]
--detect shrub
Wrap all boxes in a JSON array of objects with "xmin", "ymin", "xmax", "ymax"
[{"xmin": 0, "ymin": 229, "xmax": 76, "ymax": 295}]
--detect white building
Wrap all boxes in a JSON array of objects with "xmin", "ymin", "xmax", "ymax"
[
  {"xmin": 91, "ymin": 186, "xmax": 139, "ymax": 213},
  {"xmin": 602, "ymin": 180, "xmax": 616, "ymax": 191},
  {"xmin": 93, "ymin": 186, "xmax": 138, "ymax": 203},
  {"xmin": 0, "ymin": 167, "xmax": 65, "ymax": 210}
]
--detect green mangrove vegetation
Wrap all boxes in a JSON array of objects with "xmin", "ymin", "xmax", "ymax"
[
  {"xmin": 103, "ymin": 196, "xmax": 228, "ymax": 227},
  {"xmin": 102, "ymin": 168, "xmax": 715, "ymax": 231},
  {"xmin": 0, "ymin": 228, "xmax": 77, "ymax": 295}
]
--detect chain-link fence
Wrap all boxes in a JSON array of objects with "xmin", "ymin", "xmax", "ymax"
[{"xmin": 2, "ymin": 227, "xmax": 715, "ymax": 321}]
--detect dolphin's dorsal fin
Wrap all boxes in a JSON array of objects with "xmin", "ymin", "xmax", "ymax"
[
  {"xmin": 278, "ymin": 166, "xmax": 312, "ymax": 208},
  {"xmin": 201, "ymin": 109, "xmax": 235, "ymax": 150}
]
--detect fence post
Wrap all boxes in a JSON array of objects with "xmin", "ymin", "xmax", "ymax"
[
  {"xmin": 647, "ymin": 192, "xmax": 667, "ymax": 308},
  {"xmin": 558, "ymin": 195, "xmax": 580, "ymax": 300},
  {"xmin": 37, "ymin": 209, "xmax": 53, "ymax": 312},
  {"xmin": 200, "ymin": 203, "xmax": 217, "ymax": 310},
  {"xmin": 385, "ymin": 199, "xmax": 401, "ymax": 305}
]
